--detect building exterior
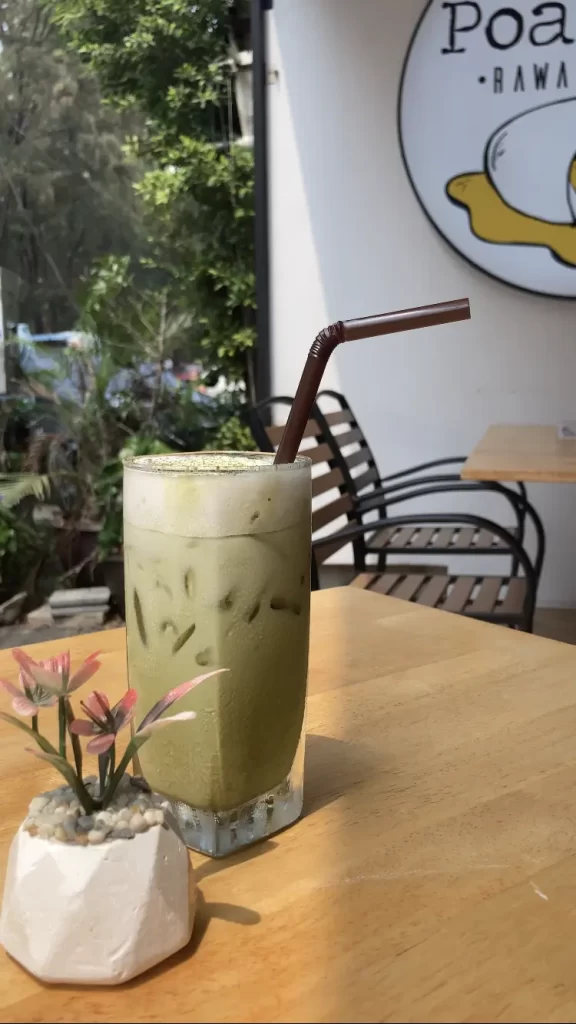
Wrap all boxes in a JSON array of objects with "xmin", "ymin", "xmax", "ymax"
[{"xmin": 267, "ymin": 0, "xmax": 576, "ymax": 606}]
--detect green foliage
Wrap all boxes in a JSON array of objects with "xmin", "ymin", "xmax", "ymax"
[
  {"xmin": 0, "ymin": 505, "xmax": 52, "ymax": 603},
  {"xmin": 210, "ymin": 413, "xmax": 254, "ymax": 453},
  {"xmin": 0, "ymin": 0, "xmax": 143, "ymax": 331},
  {"xmin": 94, "ymin": 394, "xmax": 255, "ymax": 558},
  {"xmin": 0, "ymin": 0, "xmax": 260, "ymax": 612},
  {"xmin": 135, "ymin": 139, "xmax": 255, "ymax": 383},
  {"xmin": 49, "ymin": 0, "xmax": 256, "ymax": 391},
  {"xmin": 79, "ymin": 255, "xmax": 195, "ymax": 371},
  {"xmin": 0, "ymin": 474, "xmax": 50, "ymax": 509},
  {"xmin": 95, "ymin": 436, "xmax": 172, "ymax": 559}
]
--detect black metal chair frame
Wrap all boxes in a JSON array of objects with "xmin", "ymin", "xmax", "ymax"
[
  {"xmin": 249, "ymin": 395, "xmax": 545, "ymax": 587},
  {"xmin": 317, "ymin": 389, "xmax": 529, "ymax": 506},
  {"xmin": 247, "ymin": 397, "xmax": 542, "ymax": 630},
  {"xmin": 313, "ymin": 512, "xmax": 538, "ymax": 632},
  {"xmin": 314, "ymin": 390, "xmax": 545, "ymax": 581}
]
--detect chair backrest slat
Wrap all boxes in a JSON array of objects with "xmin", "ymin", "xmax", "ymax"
[
  {"xmin": 312, "ymin": 495, "xmax": 354, "ymax": 534},
  {"xmin": 312, "ymin": 467, "xmax": 346, "ymax": 498},
  {"xmin": 265, "ymin": 420, "xmax": 321, "ymax": 446},
  {"xmin": 247, "ymin": 397, "xmax": 363, "ymax": 578},
  {"xmin": 353, "ymin": 467, "xmax": 380, "ymax": 492},
  {"xmin": 323, "ymin": 409, "xmax": 354, "ymax": 427},
  {"xmin": 345, "ymin": 447, "xmax": 372, "ymax": 472},
  {"xmin": 334, "ymin": 428, "xmax": 363, "ymax": 449},
  {"xmin": 317, "ymin": 392, "xmax": 382, "ymax": 506}
]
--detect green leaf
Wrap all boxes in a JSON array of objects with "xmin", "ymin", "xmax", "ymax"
[
  {"xmin": 0, "ymin": 712, "xmax": 93, "ymax": 811},
  {"xmin": 101, "ymin": 733, "xmax": 150, "ymax": 808},
  {"xmin": 0, "ymin": 475, "xmax": 50, "ymax": 509},
  {"xmin": 0, "ymin": 712, "xmax": 59, "ymax": 756},
  {"xmin": 27, "ymin": 748, "xmax": 91, "ymax": 805}
]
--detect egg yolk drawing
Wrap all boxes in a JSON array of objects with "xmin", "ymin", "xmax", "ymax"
[{"xmin": 447, "ymin": 97, "xmax": 576, "ymax": 267}]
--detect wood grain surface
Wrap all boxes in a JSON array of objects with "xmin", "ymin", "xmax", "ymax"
[
  {"xmin": 461, "ymin": 424, "xmax": 576, "ymax": 482},
  {"xmin": 1, "ymin": 589, "xmax": 576, "ymax": 1022}
]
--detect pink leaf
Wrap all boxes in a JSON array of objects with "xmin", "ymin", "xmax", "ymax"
[
  {"xmin": 68, "ymin": 658, "xmax": 101, "ymax": 693},
  {"xmin": 69, "ymin": 719, "xmax": 97, "ymax": 736},
  {"xmin": 53, "ymin": 652, "xmax": 70, "ymax": 678},
  {"xmin": 111, "ymin": 689, "xmax": 138, "ymax": 731},
  {"xmin": 86, "ymin": 733, "xmax": 115, "ymax": 755},
  {"xmin": 12, "ymin": 651, "xmax": 62, "ymax": 693},
  {"xmin": 83, "ymin": 690, "xmax": 110, "ymax": 720},
  {"xmin": 137, "ymin": 669, "xmax": 228, "ymax": 732},
  {"xmin": 138, "ymin": 711, "xmax": 197, "ymax": 737},
  {"xmin": 113, "ymin": 689, "xmax": 138, "ymax": 717},
  {"xmin": 11, "ymin": 648, "xmax": 38, "ymax": 674},
  {"xmin": 0, "ymin": 679, "xmax": 23, "ymax": 699},
  {"xmin": 12, "ymin": 696, "xmax": 39, "ymax": 717}
]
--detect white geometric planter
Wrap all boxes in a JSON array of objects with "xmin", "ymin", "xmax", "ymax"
[{"xmin": 0, "ymin": 818, "xmax": 195, "ymax": 985}]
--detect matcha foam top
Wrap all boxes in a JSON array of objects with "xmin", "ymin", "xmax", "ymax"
[
  {"xmin": 126, "ymin": 452, "xmax": 308, "ymax": 475},
  {"xmin": 123, "ymin": 452, "xmax": 311, "ymax": 538}
]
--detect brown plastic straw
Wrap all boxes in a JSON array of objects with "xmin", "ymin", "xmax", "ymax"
[{"xmin": 274, "ymin": 298, "xmax": 471, "ymax": 465}]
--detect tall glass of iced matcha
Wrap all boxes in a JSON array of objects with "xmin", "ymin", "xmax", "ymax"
[{"xmin": 123, "ymin": 452, "xmax": 311, "ymax": 856}]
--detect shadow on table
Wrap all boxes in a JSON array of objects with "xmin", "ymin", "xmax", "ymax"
[
  {"xmin": 189, "ymin": 889, "xmax": 261, "ymax": 956},
  {"xmin": 303, "ymin": 733, "xmax": 379, "ymax": 816},
  {"xmin": 118, "ymin": 888, "xmax": 262, "ymax": 989},
  {"xmin": 195, "ymin": 837, "xmax": 278, "ymax": 882}
]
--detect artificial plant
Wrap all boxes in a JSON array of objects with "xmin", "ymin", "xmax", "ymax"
[{"xmin": 0, "ymin": 648, "xmax": 226, "ymax": 814}]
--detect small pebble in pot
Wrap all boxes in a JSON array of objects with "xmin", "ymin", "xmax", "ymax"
[
  {"xmin": 24, "ymin": 776, "xmax": 173, "ymax": 844},
  {"xmin": 92, "ymin": 820, "xmax": 111, "ymax": 835},
  {"xmin": 131, "ymin": 776, "xmax": 151, "ymax": 793},
  {"xmin": 29, "ymin": 796, "xmax": 50, "ymax": 815}
]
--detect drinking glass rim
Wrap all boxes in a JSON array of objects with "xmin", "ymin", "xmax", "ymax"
[{"xmin": 123, "ymin": 451, "xmax": 312, "ymax": 475}]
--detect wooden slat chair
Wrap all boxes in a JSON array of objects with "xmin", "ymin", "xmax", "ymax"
[
  {"xmin": 317, "ymin": 389, "xmax": 529, "ymax": 503},
  {"xmin": 248, "ymin": 400, "xmax": 539, "ymax": 632},
  {"xmin": 315, "ymin": 513, "xmax": 537, "ymax": 631},
  {"xmin": 315, "ymin": 390, "xmax": 545, "ymax": 582},
  {"xmin": 253, "ymin": 407, "xmax": 363, "ymax": 589}
]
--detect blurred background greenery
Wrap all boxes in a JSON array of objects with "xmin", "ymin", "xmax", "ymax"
[{"xmin": 0, "ymin": 0, "xmax": 258, "ymax": 617}]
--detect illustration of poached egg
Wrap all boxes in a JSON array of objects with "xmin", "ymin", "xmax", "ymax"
[{"xmin": 447, "ymin": 97, "xmax": 576, "ymax": 266}]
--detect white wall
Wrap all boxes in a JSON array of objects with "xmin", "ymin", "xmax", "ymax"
[{"xmin": 268, "ymin": 0, "xmax": 576, "ymax": 606}]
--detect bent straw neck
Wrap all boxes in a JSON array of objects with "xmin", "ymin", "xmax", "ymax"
[
  {"xmin": 274, "ymin": 324, "xmax": 345, "ymax": 466},
  {"xmin": 273, "ymin": 299, "xmax": 470, "ymax": 465}
]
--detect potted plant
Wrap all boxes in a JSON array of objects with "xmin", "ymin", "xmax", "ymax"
[{"xmin": 0, "ymin": 647, "xmax": 226, "ymax": 985}]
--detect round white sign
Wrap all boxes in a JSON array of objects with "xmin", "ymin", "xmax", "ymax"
[{"xmin": 399, "ymin": 1, "xmax": 576, "ymax": 297}]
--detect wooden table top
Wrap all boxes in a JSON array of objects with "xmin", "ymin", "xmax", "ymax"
[
  {"xmin": 461, "ymin": 424, "xmax": 576, "ymax": 482},
  {"xmin": 3, "ymin": 589, "xmax": 576, "ymax": 1022}
]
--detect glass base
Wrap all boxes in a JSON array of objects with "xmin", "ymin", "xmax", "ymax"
[{"xmin": 171, "ymin": 739, "xmax": 305, "ymax": 857}]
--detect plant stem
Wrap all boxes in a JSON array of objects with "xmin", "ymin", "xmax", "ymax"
[
  {"xmin": 98, "ymin": 752, "xmax": 107, "ymax": 800},
  {"xmin": 64, "ymin": 701, "xmax": 83, "ymax": 786},
  {"xmin": 32, "ymin": 715, "xmax": 38, "ymax": 734},
  {"xmin": 58, "ymin": 698, "xmax": 66, "ymax": 759},
  {"xmin": 69, "ymin": 774, "xmax": 95, "ymax": 815},
  {"xmin": 99, "ymin": 745, "xmax": 116, "ymax": 810},
  {"xmin": 102, "ymin": 735, "xmax": 148, "ymax": 807}
]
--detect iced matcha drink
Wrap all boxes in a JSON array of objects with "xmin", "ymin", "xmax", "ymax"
[{"xmin": 123, "ymin": 452, "xmax": 311, "ymax": 856}]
